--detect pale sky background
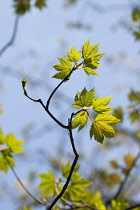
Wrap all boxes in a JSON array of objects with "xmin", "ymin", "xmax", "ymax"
[{"xmin": 0, "ymin": 0, "xmax": 140, "ymax": 209}]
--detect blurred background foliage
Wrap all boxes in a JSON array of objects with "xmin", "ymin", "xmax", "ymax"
[{"xmin": 0, "ymin": 0, "xmax": 140, "ymax": 209}]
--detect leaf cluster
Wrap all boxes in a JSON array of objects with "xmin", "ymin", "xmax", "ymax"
[
  {"xmin": 38, "ymin": 163, "xmax": 92, "ymax": 204},
  {"xmin": 13, "ymin": 0, "xmax": 47, "ymax": 15},
  {"xmin": 128, "ymin": 89, "xmax": 140, "ymax": 123},
  {"xmin": 52, "ymin": 39, "xmax": 105, "ymax": 80},
  {"xmin": 72, "ymin": 87, "xmax": 120, "ymax": 143},
  {"xmin": 110, "ymin": 199, "xmax": 129, "ymax": 210},
  {"xmin": 0, "ymin": 128, "xmax": 24, "ymax": 173},
  {"xmin": 110, "ymin": 153, "xmax": 137, "ymax": 180},
  {"xmin": 131, "ymin": 7, "xmax": 140, "ymax": 40}
]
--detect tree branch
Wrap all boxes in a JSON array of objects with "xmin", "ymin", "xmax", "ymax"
[
  {"xmin": 123, "ymin": 203, "xmax": 140, "ymax": 210},
  {"xmin": 22, "ymin": 79, "xmax": 68, "ymax": 129},
  {"xmin": 5, "ymin": 156, "xmax": 48, "ymax": 207},
  {"xmin": 106, "ymin": 151, "xmax": 140, "ymax": 206},
  {"xmin": 0, "ymin": 15, "xmax": 19, "ymax": 57},
  {"xmin": 48, "ymin": 113, "xmax": 79, "ymax": 209},
  {"xmin": 45, "ymin": 70, "xmax": 74, "ymax": 129},
  {"xmin": 22, "ymin": 69, "xmax": 76, "ymax": 129}
]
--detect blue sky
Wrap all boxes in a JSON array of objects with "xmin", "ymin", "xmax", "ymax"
[{"xmin": 0, "ymin": 0, "xmax": 140, "ymax": 209}]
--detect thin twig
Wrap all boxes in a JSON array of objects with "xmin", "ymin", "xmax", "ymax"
[
  {"xmin": 22, "ymin": 81, "xmax": 68, "ymax": 129},
  {"xmin": 45, "ymin": 70, "xmax": 75, "ymax": 129},
  {"xmin": 4, "ymin": 156, "xmax": 48, "ymax": 207},
  {"xmin": 22, "ymin": 69, "xmax": 76, "ymax": 129},
  {"xmin": 106, "ymin": 151, "xmax": 140, "ymax": 206},
  {"xmin": 0, "ymin": 15, "xmax": 20, "ymax": 57}
]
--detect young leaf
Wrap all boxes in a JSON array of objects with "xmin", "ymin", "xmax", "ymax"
[
  {"xmin": 82, "ymin": 39, "xmax": 91, "ymax": 59},
  {"xmin": 110, "ymin": 160, "xmax": 119, "ymax": 169},
  {"xmin": 83, "ymin": 66, "xmax": 99, "ymax": 76},
  {"xmin": 65, "ymin": 173, "xmax": 92, "ymax": 200},
  {"xmin": 90, "ymin": 114, "xmax": 120, "ymax": 143},
  {"xmin": 92, "ymin": 96, "xmax": 113, "ymax": 113},
  {"xmin": 53, "ymin": 58, "xmax": 72, "ymax": 80},
  {"xmin": 62, "ymin": 162, "xmax": 80, "ymax": 178},
  {"xmin": 82, "ymin": 39, "xmax": 99, "ymax": 60},
  {"xmin": 0, "ymin": 106, "xmax": 3, "ymax": 114},
  {"xmin": 72, "ymin": 111, "xmax": 88, "ymax": 131},
  {"xmin": 0, "ymin": 156, "xmax": 9, "ymax": 173},
  {"xmin": 83, "ymin": 57, "xmax": 101, "ymax": 70},
  {"xmin": 111, "ymin": 199, "xmax": 129, "ymax": 210},
  {"xmin": 113, "ymin": 107, "xmax": 123, "ymax": 121},
  {"xmin": 0, "ymin": 128, "xmax": 4, "ymax": 144},
  {"xmin": 38, "ymin": 171, "xmax": 55, "ymax": 196},
  {"xmin": 82, "ymin": 40, "xmax": 105, "ymax": 77},
  {"xmin": 93, "ymin": 53, "xmax": 105, "ymax": 61},
  {"xmin": 105, "ymin": 173, "xmax": 122, "ymax": 187},
  {"xmin": 0, "ymin": 131, "xmax": 24, "ymax": 173},
  {"xmin": 67, "ymin": 46, "xmax": 81, "ymax": 62},
  {"xmin": 95, "ymin": 114, "xmax": 121, "ymax": 125},
  {"xmin": 4, "ymin": 134, "xmax": 24, "ymax": 154},
  {"xmin": 72, "ymin": 87, "xmax": 95, "ymax": 109},
  {"xmin": 124, "ymin": 153, "xmax": 136, "ymax": 169},
  {"xmin": 35, "ymin": 0, "xmax": 46, "ymax": 9}
]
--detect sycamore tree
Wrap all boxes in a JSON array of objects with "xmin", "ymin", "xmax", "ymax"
[{"xmin": 0, "ymin": 1, "xmax": 140, "ymax": 210}]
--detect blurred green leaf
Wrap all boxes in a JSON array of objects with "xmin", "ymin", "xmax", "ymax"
[
  {"xmin": 38, "ymin": 171, "xmax": 55, "ymax": 196},
  {"xmin": 105, "ymin": 173, "xmax": 122, "ymax": 187},
  {"xmin": 35, "ymin": 0, "xmax": 47, "ymax": 9},
  {"xmin": 13, "ymin": 0, "xmax": 31, "ymax": 15},
  {"xmin": 113, "ymin": 107, "xmax": 123, "ymax": 121},
  {"xmin": 62, "ymin": 162, "xmax": 80, "ymax": 178},
  {"xmin": 132, "ymin": 8, "xmax": 140, "ymax": 23},
  {"xmin": 65, "ymin": 173, "xmax": 92, "ymax": 200},
  {"xmin": 5, "ymin": 134, "xmax": 24, "ymax": 153}
]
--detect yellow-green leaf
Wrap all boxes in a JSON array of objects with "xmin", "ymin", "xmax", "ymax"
[
  {"xmin": 38, "ymin": 171, "xmax": 55, "ymax": 196},
  {"xmin": 67, "ymin": 46, "xmax": 81, "ymax": 62},
  {"xmin": 90, "ymin": 114, "xmax": 120, "ymax": 143},
  {"xmin": 53, "ymin": 58, "xmax": 72, "ymax": 80},
  {"xmin": 92, "ymin": 96, "xmax": 112, "ymax": 113},
  {"xmin": 72, "ymin": 111, "xmax": 88, "ymax": 131},
  {"xmin": 83, "ymin": 66, "xmax": 99, "ymax": 76},
  {"xmin": 5, "ymin": 134, "xmax": 24, "ymax": 154},
  {"xmin": 72, "ymin": 87, "xmax": 95, "ymax": 109}
]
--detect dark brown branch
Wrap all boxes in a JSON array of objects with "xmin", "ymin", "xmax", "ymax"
[
  {"xmin": 106, "ymin": 151, "xmax": 140, "ymax": 206},
  {"xmin": 54, "ymin": 177, "xmax": 100, "ymax": 210},
  {"xmin": 54, "ymin": 179, "xmax": 73, "ymax": 207},
  {"xmin": 4, "ymin": 156, "xmax": 48, "ymax": 207},
  {"xmin": 123, "ymin": 203, "xmax": 140, "ymax": 210},
  {"xmin": 22, "ymin": 80, "xmax": 68, "ymax": 129},
  {"xmin": 48, "ymin": 113, "xmax": 79, "ymax": 209},
  {"xmin": 0, "ymin": 15, "xmax": 19, "ymax": 57},
  {"xmin": 22, "ymin": 70, "xmax": 76, "ymax": 129},
  {"xmin": 45, "ymin": 70, "xmax": 74, "ymax": 129}
]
